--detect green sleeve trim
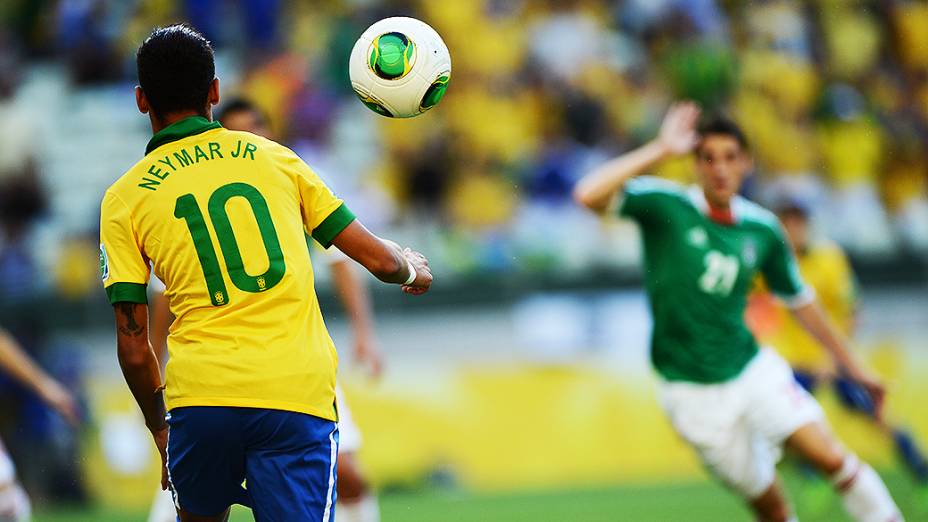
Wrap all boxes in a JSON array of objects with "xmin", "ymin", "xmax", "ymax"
[
  {"xmin": 106, "ymin": 283, "xmax": 148, "ymax": 304},
  {"xmin": 312, "ymin": 203, "xmax": 356, "ymax": 248}
]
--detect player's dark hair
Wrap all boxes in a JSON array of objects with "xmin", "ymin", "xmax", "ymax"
[
  {"xmin": 137, "ymin": 24, "xmax": 214, "ymax": 119},
  {"xmin": 773, "ymin": 200, "xmax": 810, "ymax": 220},
  {"xmin": 697, "ymin": 116, "xmax": 749, "ymax": 152},
  {"xmin": 217, "ymin": 97, "xmax": 267, "ymax": 126}
]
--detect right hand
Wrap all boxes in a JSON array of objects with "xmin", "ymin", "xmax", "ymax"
[
  {"xmin": 152, "ymin": 426, "xmax": 169, "ymax": 490},
  {"xmin": 38, "ymin": 378, "xmax": 81, "ymax": 426},
  {"xmin": 656, "ymin": 101, "xmax": 701, "ymax": 157},
  {"xmin": 402, "ymin": 248, "xmax": 432, "ymax": 295},
  {"xmin": 846, "ymin": 366, "xmax": 887, "ymax": 421},
  {"xmin": 354, "ymin": 335, "xmax": 384, "ymax": 379}
]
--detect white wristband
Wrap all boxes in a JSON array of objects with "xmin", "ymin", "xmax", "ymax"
[{"xmin": 403, "ymin": 260, "xmax": 417, "ymax": 285}]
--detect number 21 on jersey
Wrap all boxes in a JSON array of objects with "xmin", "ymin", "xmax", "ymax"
[
  {"xmin": 699, "ymin": 250, "xmax": 739, "ymax": 296},
  {"xmin": 174, "ymin": 182, "xmax": 286, "ymax": 306}
]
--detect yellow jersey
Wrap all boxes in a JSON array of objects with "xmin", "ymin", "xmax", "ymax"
[
  {"xmin": 752, "ymin": 241, "xmax": 857, "ymax": 369},
  {"xmin": 100, "ymin": 116, "xmax": 355, "ymax": 421}
]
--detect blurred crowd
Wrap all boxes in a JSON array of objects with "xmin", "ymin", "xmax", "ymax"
[{"xmin": 1, "ymin": 0, "xmax": 927, "ymax": 295}]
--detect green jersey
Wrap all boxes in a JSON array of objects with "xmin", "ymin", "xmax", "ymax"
[{"xmin": 618, "ymin": 177, "xmax": 812, "ymax": 383}]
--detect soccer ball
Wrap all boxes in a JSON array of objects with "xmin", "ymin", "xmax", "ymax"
[{"xmin": 349, "ymin": 17, "xmax": 451, "ymax": 118}]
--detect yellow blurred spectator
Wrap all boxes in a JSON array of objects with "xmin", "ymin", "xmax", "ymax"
[
  {"xmin": 53, "ymin": 239, "xmax": 100, "ymax": 299},
  {"xmin": 893, "ymin": 2, "xmax": 928, "ymax": 72},
  {"xmin": 447, "ymin": 170, "xmax": 518, "ymax": 229},
  {"xmin": 820, "ymin": 7, "xmax": 880, "ymax": 79},
  {"xmin": 732, "ymin": 90, "xmax": 816, "ymax": 174},
  {"xmin": 816, "ymin": 117, "xmax": 883, "ymax": 187},
  {"xmin": 740, "ymin": 50, "xmax": 819, "ymax": 119},
  {"xmin": 443, "ymin": 83, "xmax": 542, "ymax": 164}
]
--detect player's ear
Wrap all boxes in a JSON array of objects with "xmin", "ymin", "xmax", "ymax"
[
  {"xmin": 207, "ymin": 77, "xmax": 220, "ymax": 108},
  {"xmin": 135, "ymin": 86, "xmax": 150, "ymax": 115}
]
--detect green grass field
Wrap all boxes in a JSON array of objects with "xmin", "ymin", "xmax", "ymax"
[{"xmin": 35, "ymin": 471, "xmax": 925, "ymax": 522}]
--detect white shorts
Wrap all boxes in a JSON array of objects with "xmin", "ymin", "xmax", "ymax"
[
  {"xmin": 659, "ymin": 348, "xmax": 824, "ymax": 499},
  {"xmin": 336, "ymin": 385, "xmax": 362, "ymax": 454},
  {"xmin": 149, "ymin": 487, "xmax": 176, "ymax": 522},
  {"xmin": 0, "ymin": 440, "xmax": 30, "ymax": 522}
]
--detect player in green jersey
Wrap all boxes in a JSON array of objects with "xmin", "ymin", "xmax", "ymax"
[{"xmin": 574, "ymin": 102, "xmax": 902, "ymax": 522}]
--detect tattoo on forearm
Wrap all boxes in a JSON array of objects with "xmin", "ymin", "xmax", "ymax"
[{"xmin": 116, "ymin": 303, "xmax": 145, "ymax": 337}]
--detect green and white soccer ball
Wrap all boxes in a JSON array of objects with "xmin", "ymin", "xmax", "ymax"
[{"xmin": 349, "ymin": 17, "xmax": 451, "ymax": 118}]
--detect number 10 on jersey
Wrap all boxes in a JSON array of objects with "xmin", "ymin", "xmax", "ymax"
[{"xmin": 174, "ymin": 182, "xmax": 286, "ymax": 306}]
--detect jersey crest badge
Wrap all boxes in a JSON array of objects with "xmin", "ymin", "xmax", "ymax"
[
  {"xmin": 687, "ymin": 227, "xmax": 708, "ymax": 248},
  {"xmin": 99, "ymin": 243, "xmax": 109, "ymax": 281}
]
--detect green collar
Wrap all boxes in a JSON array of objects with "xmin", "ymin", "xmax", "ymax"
[{"xmin": 146, "ymin": 116, "xmax": 222, "ymax": 155}]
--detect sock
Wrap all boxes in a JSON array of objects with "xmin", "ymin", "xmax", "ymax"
[
  {"xmin": 336, "ymin": 493, "xmax": 379, "ymax": 522},
  {"xmin": 831, "ymin": 454, "xmax": 903, "ymax": 522},
  {"xmin": 892, "ymin": 428, "xmax": 928, "ymax": 483}
]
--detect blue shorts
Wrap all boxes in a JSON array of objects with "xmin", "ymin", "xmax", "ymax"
[{"xmin": 166, "ymin": 406, "xmax": 338, "ymax": 521}]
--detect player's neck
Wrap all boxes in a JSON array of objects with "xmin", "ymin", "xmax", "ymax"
[
  {"xmin": 150, "ymin": 110, "xmax": 211, "ymax": 135},
  {"xmin": 704, "ymin": 193, "xmax": 734, "ymax": 225}
]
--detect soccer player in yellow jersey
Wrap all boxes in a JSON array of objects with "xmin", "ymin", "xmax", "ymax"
[
  {"xmin": 100, "ymin": 25, "xmax": 431, "ymax": 522},
  {"xmin": 147, "ymin": 98, "xmax": 385, "ymax": 522},
  {"xmin": 751, "ymin": 201, "xmax": 928, "ymax": 493}
]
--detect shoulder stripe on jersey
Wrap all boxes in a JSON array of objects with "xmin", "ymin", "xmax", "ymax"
[
  {"xmin": 732, "ymin": 196, "xmax": 780, "ymax": 228},
  {"xmin": 625, "ymin": 176, "xmax": 684, "ymax": 196}
]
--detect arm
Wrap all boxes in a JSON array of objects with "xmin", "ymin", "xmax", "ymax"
[
  {"xmin": 0, "ymin": 328, "xmax": 79, "ymax": 425},
  {"xmin": 114, "ymin": 303, "xmax": 165, "ymax": 431},
  {"xmin": 838, "ymin": 251, "xmax": 860, "ymax": 338},
  {"xmin": 100, "ymin": 191, "xmax": 169, "ymax": 485},
  {"xmin": 331, "ymin": 221, "xmax": 432, "ymax": 295},
  {"xmin": 573, "ymin": 102, "xmax": 701, "ymax": 214},
  {"xmin": 329, "ymin": 259, "xmax": 382, "ymax": 377},
  {"xmin": 113, "ymin": 303, "xmax": 169, "ymax": 488},
  {"xmin": 760, "ymin": 225, "xmax": 885, "ymax": 417},
  {"xmin": 288, "ymin": 147, "xmax": 431, "ymax": 294},
  {"xmin": 791, "ymin": 301, "xmax": 885, "ymax": 417}
]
